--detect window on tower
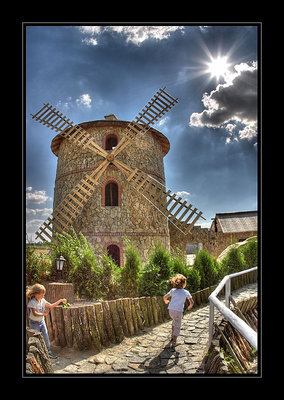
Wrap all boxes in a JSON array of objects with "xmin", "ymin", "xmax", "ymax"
[
  {"xmin": 107, "ymin": 244, "xmax": 120, "ymax": 267},
  {"xmin": 105, "ymin": 182, "xmax": 118, "ymax": 206},
  {"xmin": 105, "ymin": 134, "xmax": 118, "ymax": 150}
]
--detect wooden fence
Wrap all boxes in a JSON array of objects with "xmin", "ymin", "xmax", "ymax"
[
  {"xmin": 204, "ymin": 296, "xmax": 258, "ymax": 374},
  {"xmin": 44, "ymin": 268, "xmax": 257, "ymax": 351}
]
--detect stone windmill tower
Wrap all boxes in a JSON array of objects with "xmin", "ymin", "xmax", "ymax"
[{"xmin": 31, "ymin": 88, "xmax": 205, "ymax": 266}]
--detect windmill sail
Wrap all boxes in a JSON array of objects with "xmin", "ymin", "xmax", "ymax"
[
  {"xmin": 31, "ymin": 87, "xmax": 203, "ymax": 242},
  {"xmin": 31, "ymin": 103, "xmax": 107, "ymax": 158},
  {"xmin": 35, "ymin": 160, "xmax": 109, "ymax": 242},
  {"xmin": 111, "ymin": 88, "xmax": 178, "ymax": 157},
  {"xmin": 117, "ymin": 164, "xmax": 205, "ymax": 235}
]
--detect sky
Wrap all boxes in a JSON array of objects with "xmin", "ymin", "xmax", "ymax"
[{"xmin": 25, "ymin": 24, "xmax": 259, "ymax": 242}]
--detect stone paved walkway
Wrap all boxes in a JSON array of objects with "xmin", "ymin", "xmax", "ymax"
[{"xmin": 51, "ymin": 283, "xmax": 257, "ymax": 375}]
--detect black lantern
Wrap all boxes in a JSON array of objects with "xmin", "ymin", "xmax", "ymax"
[{"xmin": 55, "ymin": 254, "xmax": 66, "ymax": 282}]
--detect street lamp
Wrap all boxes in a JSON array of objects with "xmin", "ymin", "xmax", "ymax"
[{"xmin": 55, "ymin": 254, "xmax": 66, "ymax": 282}]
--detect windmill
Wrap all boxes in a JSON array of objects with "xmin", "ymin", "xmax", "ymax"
[{"xmin": 30, "ymin": 88, "xmax": 205, "ymax": 248}]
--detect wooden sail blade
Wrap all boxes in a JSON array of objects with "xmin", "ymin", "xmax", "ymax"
[
  {"xmin": 110, "ymin": 88, "xmax": 178, "ymax": 158},
  {"xmin": 126, "ymin": 168, "xmax": 205, "ymax": 235},
  {"xmin": 35, "ymin": 159, "xmax": 110, "ymax": 242},
  {"xmin": 31, "ymin": 103, "xmax": 108, "ymax": 158}
]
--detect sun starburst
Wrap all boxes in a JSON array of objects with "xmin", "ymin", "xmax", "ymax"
[{"xmin": 205, "ymin": 55, "xmax": 230, "ymax": 81}]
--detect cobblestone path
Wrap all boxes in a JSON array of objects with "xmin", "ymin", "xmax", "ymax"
[{"xmin": 51, "ymin": 283, "xmax": 257, "ymax": 375}]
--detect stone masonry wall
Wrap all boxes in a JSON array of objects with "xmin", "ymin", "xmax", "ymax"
[
  {"xmin": 52, "ymin": 121, "xmax": 170, "ymax": 265},
  {"xmin": 169, "ymin": 223, "xmax": 257, "ymax": 258}
]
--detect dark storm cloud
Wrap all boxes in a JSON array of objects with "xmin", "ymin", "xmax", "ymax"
[{"xmin": 190, "ymin": 61, "xmax": 257, "ymax": 141}]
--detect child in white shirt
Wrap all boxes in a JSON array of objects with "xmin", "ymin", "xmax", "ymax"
[
  {"xmin": 27, "ymin": 283, "xmax": 66, "ymax": 358},
  {"xmin": 163, "ymin": 274, "xmax": 194, "ymax": 347}
]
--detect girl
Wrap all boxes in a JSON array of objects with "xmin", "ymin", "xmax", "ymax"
[
  {"xmin": 26, "ymin": 283, "xmax": 67, "ymax": 359},
  {"xmin": 163, "ymin": 274, "xmax": 194, "ymax": 347}
]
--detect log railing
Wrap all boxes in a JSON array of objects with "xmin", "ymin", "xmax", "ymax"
[
  {"xmin": 45, "ymin": 296, "xmax": 170, "ymax": 351},
  {"xmin": 43, "ymin": 267, "xmax": 257, "ymax": 352}
]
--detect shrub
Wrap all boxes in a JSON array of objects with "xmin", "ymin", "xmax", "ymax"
[
  {"xmin": 138, "ymin": 263, "xmax": 163, "ymax": 296},
  {"xmin": 242, "ymin": 239, "xmax": 258, "ymax": 268},
  {"xmin": 221, "ymin": 246, "xmax": 245, "ymax": 274},
  {"xmin": 148, "ymin": 242, "xmax": 172, "ymax": 280},
  {"xmin": 72, "ymin": 253, "xmax": 102, "ymax": 300},
  {"xmin": 138, "ymin": 243, "xmax": 172, "ymax": 296},
  {"xmin": 186, "ymin": 267, "xmax": 201, "ymax": 293},
  {"xmin": 100, "ymin": 253, "xmax": 121, "ymax": 300},
  {"xmin": 49, "ymin": 227, "xmax": 91, "ymax": 282},
  {"xmin": 193, "ymin": 249, "xmax": 218, "ymax": 289},
  {"xmin": 26, "ymin": 246, "xmax": 52, "ymax": 285},
  {"xmin": 169, "ymin": 248, "xmax": 189, "ymax": 278},
  {"xmin": 120, "ymin": 240, "xmax": 141, "ymax": 297},
  {"xmin": 49, "ymin": 227, "xmax": 108, "ymax": 299}
]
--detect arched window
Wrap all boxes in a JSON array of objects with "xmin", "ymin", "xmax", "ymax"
[
  {"xmin": 105, "ymin": 182, "xmax": 118, "ymax": 206},
  {"xmin": 102, "ymin": 178, "xmax": 121, "ymax": 206},
  {"xmin": 104, "ymin": 134, "xmax": 118, "ymax": 150},
  {"xmin": 107, "ymin": 244, "xmax": 121, "ymax": 267}
]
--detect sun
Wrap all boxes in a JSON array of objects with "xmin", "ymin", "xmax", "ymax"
[{"xmin": 205, "ymin": 56, "xmax": 230, "ymax": 81}]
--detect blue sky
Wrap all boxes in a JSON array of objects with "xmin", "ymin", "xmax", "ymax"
[{"xmin": 25, "ymin": 24, "xmax": 259, "ymax": 242}]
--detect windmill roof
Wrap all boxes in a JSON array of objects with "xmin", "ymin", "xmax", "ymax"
[
  {"xmin": 215, "ymin": 211, "xmax": 257, "ymax": 233},
  {"xmin": 51, "ymin": 119, "xmax": 170, "ymax": 157}
]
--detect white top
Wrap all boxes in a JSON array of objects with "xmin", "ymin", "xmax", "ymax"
[
  {"xmin": 167, "ymin": 288, "xmax": 192, "ymax": 312},
  {"xmin": 27, "ymin": 298, "xmax": 47, "ymax": 321}
]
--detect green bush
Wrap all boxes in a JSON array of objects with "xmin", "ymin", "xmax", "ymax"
[
  {"xmin": 100, "ymin": 253, "xmax": 121, "ymax": 300},
  {"xmin": 169, "ymin": 248, "xmax": 189, "ymax": 278},
  {"xmin": 148, "ymin": 242, "xmax": 172, "ymax": 280},
  {"xmin": 221, "ymin": 246, "xmax": 245, "ymax": 274},
  {"xmin": 26, "ymin": 246, "xmax": 52, "ymax": 285},
  {"xmin": 193, "ymin": 249, "xmax": 218, "ymax": 289},
  {"xmin": 138, "ymin": 243, "xmax": 172, "ymax": 296},
  {"xmin": 186, "ymin": 267, "xmax": 201, "ymax": 293},
  {"xmin": 49, "ymin": 227, "xmax": 90, "ymax": 282},
  {"xmin": 138, "ymin": 263, "xmax": 163, "ymax": 296},
  {"xmin": 72, "ymin": 253, "xmax": 102, "ymax": 300},
  {"xmin": 120, "ymin": 240, "xmax": 141, "ymax": 297},
  {"xmin": 242, "ymin": 239, "xmax": 258, "ymax": 268},
  {"xmin": 49, "ymin": 227, "xmax": 107, "ymax": 299}
]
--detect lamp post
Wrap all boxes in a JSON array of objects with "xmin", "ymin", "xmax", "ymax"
[{"xmin": 55, "ymin": 254, "xmax": 66, "ymax": 282}]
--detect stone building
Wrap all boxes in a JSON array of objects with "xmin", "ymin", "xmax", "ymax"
[
  {"xmin": 50, "ymin": 112, "xmax": 257, "ymax": 266},
  {"xmin": 170, "ymin": 210, "xmax": 257, "ymax": 260},
  {"xmin": 51, "ymin": 115, "xmax": 171, "ymax": 266}
]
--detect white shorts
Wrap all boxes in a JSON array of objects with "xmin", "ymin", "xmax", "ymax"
[{"xmin": 169, "ymin": 309, "xmax": 183, "ymax": 336}]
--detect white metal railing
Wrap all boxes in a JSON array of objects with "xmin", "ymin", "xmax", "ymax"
[{"xmin": 208, "ymin": 267, "xmax": 258, "ymax": 350}]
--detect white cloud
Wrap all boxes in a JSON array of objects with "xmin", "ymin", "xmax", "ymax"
[
  {"xmin": 26, "ymin": 208, "xmax": 52, "ymax": 216},
  {"xmin": 78, "ymin": 26, "xmax": 184, "ymax": 46},
  {"xmin": 26, "ymin": 219, "xmax": 45, "ymax": 229},
  {"xmin": 82, "ymin": 37, "xmax": 98, "ymax": 46},
  {"xmin": 56, "ymin": 97, "xmax": 72, "ymax": 109},
  {"xmin": 157, "ymin": 116, "xmax": 169, "ymax": 126},
  {"xmin": 26, "ymin": 188, "xmax": 53, "ymax": 242},
  {"xmin": 176, "ymin": 191, "xmax": 191, "ymax": 199},
  {"xmin": 189, "ymin": 61, "xmax": 257, "ymax": 142},
  {"xmin": 76, "ymin": 93, "xmax": 92, "ymax": 108},
  {"xmin": 26, "ymin": 187, "xmax": 51, "ymax": 205}
]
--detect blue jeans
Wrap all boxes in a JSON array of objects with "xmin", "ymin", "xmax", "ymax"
[{"xmin": 29, "ymin": 319, "xmax": 51, "ymax": 352}]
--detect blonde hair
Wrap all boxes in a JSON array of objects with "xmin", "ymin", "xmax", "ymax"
[
  {"xmin": 26, "ymin": 283, "xmax": 46, "ymax": 300},
  {"xmin": 170, "ymin": 274, "xmax": 186, "ymax": 289}
]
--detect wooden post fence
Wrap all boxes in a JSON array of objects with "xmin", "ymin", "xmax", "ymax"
[{"xmin": 43, "ymin": 268, "xmax": 257, "ymax": 352}]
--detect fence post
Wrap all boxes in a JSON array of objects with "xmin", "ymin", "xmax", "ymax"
[
  {"xmin": 209, "ymin": 301, "xmax": 214, "ymax": 345},
  {"xmin": 225, "ymin": 279, "xmax": 231, "ymax": 308}
]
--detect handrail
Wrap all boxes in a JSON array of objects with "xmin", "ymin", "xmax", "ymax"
[{"xmin": 208, "ymin": 267, "xmax": 258, "ymax": 350}]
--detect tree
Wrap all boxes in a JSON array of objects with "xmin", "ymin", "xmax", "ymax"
[
  {"xmin": 193, "ymin": 249, "xmax": 218, "ymax": 289},
  {"xmin": 120, "ymin": 240, "xmax": 141, "ymax": 297}
]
